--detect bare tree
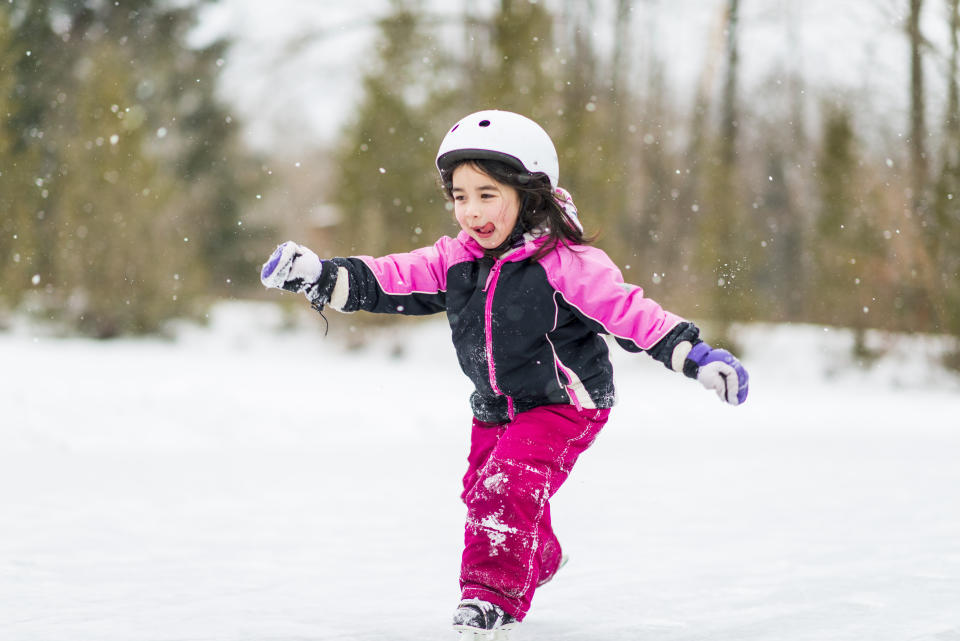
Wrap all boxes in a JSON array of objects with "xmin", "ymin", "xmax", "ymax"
[
  {"xmin": 698, "ymin": 0, "xmax": 747, "ymax": 343},
  {"xmin": 607, "ymin": 0, "xmax": 635, "ymax": 255},
  {"xmin": 949, "ymin": 0, "xmax": 960, "ymax": 129},
  {"xmin": 719, "ymin": 0, "xmax": 741, "ymax": 167},
  {"xmin": 902, "ymin": 0, "xmax": 957, "ymax": 335},
  {"xmin": 778, "ymin": 0, "xmax": 809, "ymax": 319},
  {"xmin": 935, "ymin": 0, "xmax": 960, "ymax": 347},
  {"xmin": 674, "ymin": 3, "xmax": 726, "ymax": 285},
  {"xmin": 611, "ymin": 0, "xmax": 633, "ymax": 98},
  {"xmin": 909, "ymin": 0, "xmax": 930, "ymax": 204}
]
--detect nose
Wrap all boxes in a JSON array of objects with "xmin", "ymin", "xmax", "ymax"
[{"xmin": 463, "ymin": 198, "xmax": 482, "ymax": 220}]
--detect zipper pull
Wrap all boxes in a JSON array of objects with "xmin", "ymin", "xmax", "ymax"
[{"xmin": 483, "ymin": 260, "xmax": 501, "ymax": 292}]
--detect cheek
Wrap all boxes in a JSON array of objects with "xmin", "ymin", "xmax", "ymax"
[
  {"xmin": 453, "ymin": 205, "xmax": 468, "ymax": 227},
  {"xmin": 498, "ymin": 200, "xmax": 520, "ymax": 226}
]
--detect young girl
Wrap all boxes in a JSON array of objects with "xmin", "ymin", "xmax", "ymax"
[{"xmin": 260, "ymin": 110, "xmax": 749, "ymax": 639}]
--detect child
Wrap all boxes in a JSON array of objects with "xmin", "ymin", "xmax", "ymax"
[{"xmin": 260, "ymin": 110, "xmax": 749, "ymax": 638}]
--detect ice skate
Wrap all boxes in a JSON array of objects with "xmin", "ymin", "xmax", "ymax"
[{"xmin": 452, "ymin": 598, "xmax": 518, "ymax": 640}]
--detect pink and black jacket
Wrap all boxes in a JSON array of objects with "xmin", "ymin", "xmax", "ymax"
[{"xmin": 317, "ymin": 231, "xmax": 701, "ymax": 424}]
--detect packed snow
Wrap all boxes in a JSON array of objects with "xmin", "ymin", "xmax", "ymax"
[{"xmin": 2, "ymin": 301, "xmax": 959, "ymax": 641}]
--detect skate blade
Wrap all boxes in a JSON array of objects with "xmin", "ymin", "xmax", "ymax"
[{"xmin": 453, "ymin": 625, "xmax": 515, "ymax": 641}]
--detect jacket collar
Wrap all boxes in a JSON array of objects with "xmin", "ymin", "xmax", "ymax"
[{"xmin": 456, "ymin": 229, "xmax": 549, "ymax": 262}]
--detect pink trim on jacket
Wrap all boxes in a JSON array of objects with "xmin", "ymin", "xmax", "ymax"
[
  {"xmin": 355, "ymin": 230, "xmax": 681, "ymax": 355},
  {"xmin": 355, "ymin": 235, "xmax": 478, "ymax": 296},
  {"xmin": 483, "ymin": 260, "xmax": 506, "ymax": 396},
  {"xmin": 537, "ymin": 244, "xmax": 684, "ymax": 350}
]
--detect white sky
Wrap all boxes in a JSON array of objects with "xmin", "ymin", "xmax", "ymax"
[{"xmin": 191, "ymin": 0, "xmax": 950, "ymax": 152}]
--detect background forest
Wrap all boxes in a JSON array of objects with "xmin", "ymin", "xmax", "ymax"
[{"xmin": 2, "ymin": 0, "xmax": 959, "ymax": 360}]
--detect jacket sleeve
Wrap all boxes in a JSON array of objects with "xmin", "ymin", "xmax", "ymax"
[
  {"xmin": 541, "ymin": 245, "xmax": 702, "ymax": 375},
  {"xmin": 324, "ymin": 238, "xmax": 451, "ymax": 316}
]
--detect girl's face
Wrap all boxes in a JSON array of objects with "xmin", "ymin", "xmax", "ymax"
[{"xmin": 451, "ymin": 163, "xmax": 521, "ymax": 250}]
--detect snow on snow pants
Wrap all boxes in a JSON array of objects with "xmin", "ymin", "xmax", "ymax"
[{"xmin": 459, "ymin": 404, "xmax": 610, "ymax": 620}]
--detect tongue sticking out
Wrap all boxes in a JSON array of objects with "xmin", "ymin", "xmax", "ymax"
[{"xmin": 477, "ymin": 223, "xmax": 495, "ymax": 235}]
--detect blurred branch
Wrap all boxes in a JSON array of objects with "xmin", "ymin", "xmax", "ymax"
[{"xmin": 273, "ymin": 13, "xmax": 493, "ymax": 62}]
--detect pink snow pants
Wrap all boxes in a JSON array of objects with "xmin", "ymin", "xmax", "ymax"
[{"xmin": 459, "ymin": 404, "xmax": 610, "ymax": 621}]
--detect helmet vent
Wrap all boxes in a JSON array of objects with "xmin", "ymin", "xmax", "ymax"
[{"xmin": 436, "ymin": 110, "xmax": 559, "ymax": 187}]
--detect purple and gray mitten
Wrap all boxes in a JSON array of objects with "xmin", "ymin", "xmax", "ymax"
[
  {"xmin": 260, "ymin": 241, "xmax": 337, "ymax": 307},
  {"xmin": 686, "ymin": 342, "xmax": 749, "ymax": 405}
]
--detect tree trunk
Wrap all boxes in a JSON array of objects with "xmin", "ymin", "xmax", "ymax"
[
  {"xmin": 941, "ymin": 0, "xmax": 960, "ymax": 342},
  {"xmin": 710, "ymin": 0, "xmax": 743, "ymax": 341},
  {"xmin": 720, "ymin": 0, "xmax": 740, "ymax": 166},
  {"xmin": 942, "ymin": 0, "xmax": 960, "ymax": 186},
  {"xmin": 908, "ymin": 0, "xmax": 928, "ymax": 212}
]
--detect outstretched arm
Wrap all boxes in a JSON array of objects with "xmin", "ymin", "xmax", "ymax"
[
  {"xmin": 542, "ymin": 245, "xmax": 749, "ymax": 405},
  {"xmin": 640, "ymin": 325, "xmax": 749, "ymax": 405},
  {"xmin": 260, "ymin": 240, "xmax": 449, "ymax": 316}
]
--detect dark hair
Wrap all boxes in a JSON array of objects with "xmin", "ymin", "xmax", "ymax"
[{"xmin": 439, "ymin": 158, "xmax": 594, "ymax": 261}]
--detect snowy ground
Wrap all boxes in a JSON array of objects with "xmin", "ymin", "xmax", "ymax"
[{"xmin": 2, "ymin": 301, "xmax": 959, "ymax": 641}]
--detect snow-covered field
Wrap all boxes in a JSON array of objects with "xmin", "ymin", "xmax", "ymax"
[{"xmin": 2, "ymin": 302, "xmax": 959, "ymax": 641}]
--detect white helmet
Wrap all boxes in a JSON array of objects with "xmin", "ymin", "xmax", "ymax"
[{"xmin": 435, "ymin": 110, "xmax": 560, "ymax": 188}]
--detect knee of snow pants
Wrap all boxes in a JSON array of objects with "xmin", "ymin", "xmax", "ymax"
[
  {"xmin": 461, "ymin": 418, "xmax": 506, "ymax": 504},
  {"xmin": 459, "ymin": 404, "xmax": 610, "ymax": 620}
]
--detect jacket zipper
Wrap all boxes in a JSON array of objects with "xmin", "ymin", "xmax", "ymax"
[{"xmin": 482, "ymin": 258, "xmax": 515, "ymax": 419}]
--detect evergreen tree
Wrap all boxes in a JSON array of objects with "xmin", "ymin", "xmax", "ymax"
[
  {"xmin": 0, "ymin": 1, "xmax": 258, "ymax": 336},
  {"xmin": 483, "ymin": 0, "xmax": 559, "ymax": 123},
  {"xmin": 813, "ymin": 103, "xmax": 887, "ymax": 349},
  {"xmin": 695, "ymin": 0, "xmax": 757, "ymax": 344},
  {"xmin": 331, "ymin": 0, "xmax": 454, "ymax": 260}
]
